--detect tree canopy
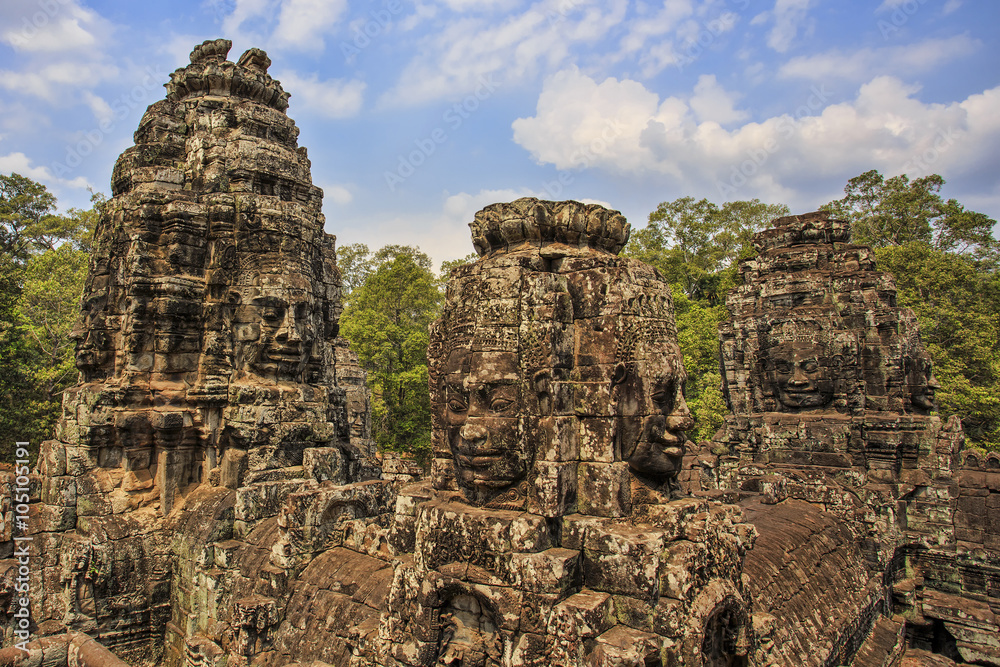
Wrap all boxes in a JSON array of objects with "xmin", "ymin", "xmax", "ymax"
[
  {"xmin": 627, "ymin": 197, "xmax": 789, "ymax": 302},
  {"xmin": 338, "ymin": 244, "xmax": 443, "ymax": 460},
  {"xmin": 823, "ymin": 170, "xmax": 999, "ymax": 263},
  {"xmin": 0, "ymin": 174, "xmax": 96, "ymax": 457}
]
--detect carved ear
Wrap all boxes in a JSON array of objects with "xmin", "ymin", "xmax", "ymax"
[
  {"xmin": 533, "ymin": 369, "xmax": 552, "ymax": 415},
  {"xmin": 612, "ymin": 362, "xmax": 628, "ymax": 386}
]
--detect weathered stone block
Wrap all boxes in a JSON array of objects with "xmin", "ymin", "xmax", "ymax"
[
  {"xmin": 528, "ymin": 461, "xmax": 577, "ymax": 518},
  {"xmin": 510, "ymin": 548, "xmax": 579, "ymax": 594},
  {"xmin": 548, "ymin": 589, "xmax": 615, "ymax": 639},
  {"xmin": 578, "ymin": 462, "xmax": 631, "ymax": 517},
  {"xmin": 302, "ymin": 447, "xmax": 344, "ymax": 484}
]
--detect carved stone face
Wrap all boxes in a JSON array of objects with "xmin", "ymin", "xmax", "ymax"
[
  {"xmin": 767, "ymin": 341, "xmax": 835, "ymax": 410},
  {"xmin": 614, "ymin": 341, "xmax": 693, "ymax": 483},
  {"xmin": 907, "ymin": 350, "xmax": 940, "ymax": 413},
  {"xmin": 435, "ymin": 594, "xmax": 503, "ymax": 666},
  {"xmin": 441, "ymin": 348, "xmax": 533, "ymax": 506},
  {"xmin": 233, "ymin": 285, "xmax": 315, "ymax": 381}
]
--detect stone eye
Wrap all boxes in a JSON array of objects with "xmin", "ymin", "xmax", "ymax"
[
  {"xmin": 490, "ymin": 398, "xmax": 513, "ymax": 412},
  {"xmin": 775, "ymin": 362, "xmax": 791, "ymax": 374},
  {"xmin": 802, "ymin": 361, "xmax": 819, "ymax": 373},
  {"xmin": 448, "ymin": 398, "xmax": 468, "ymax": 413}
]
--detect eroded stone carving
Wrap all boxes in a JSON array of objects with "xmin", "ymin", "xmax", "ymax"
[
  {"xmin": 689, "ymin": 211, "xmax": 998, "ymax": 667},
  {"xmin": 429, "ymin": 199, "xmax": 695, "ymax": 511},
  {"xmin": 22, "ymin": 39, "xmax": 374, "ymax": 664},
  {"xmin": 382, "ymin": 198, "xmax": 755, "ymax": 667}
]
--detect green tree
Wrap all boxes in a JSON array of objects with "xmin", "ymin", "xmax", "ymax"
[
  {"xmin": 823, "ymin": 170, "xmax": 999, "ymax": 262},
  {"xmin": 17, "ymin": 243, "xmax": 90, "ymax": 442},
  {"xmin": 629, "ymin": 197, "xmax": 789, "ymax": 302},
  {"xmin": 0, "ymin": 173, "xmax": 57, "ymax": 262},
  {"xmin": 337, "ymin": 242, "xmax": 374, "ymax": 302},
  {"xmin": 875, "ymin": 243, "xmax": 1000, "ymax": 450},
  {"xmin": 439, "ymin": 253, "xmax": 478, "ymax": 285},
  {"xmin": 0, "ymin": 253, "xmax": 33, "ymax": 458},
  {"xmin": 339, "ymin": 245, "xmax": 443, "ymax": 460},
  {"xmin": 0, "ymin": 174, "xmax": 99, "ymax": 458}
]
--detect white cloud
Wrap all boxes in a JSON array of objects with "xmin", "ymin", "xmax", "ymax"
[
  {"xmin": 690, "ymin": 74, "xmax": 748, "ymax": 125},
  {"xmin": 943, "ymin": 0, "xmax": 962, "ymax": 14},
  {"xmin": 0, "ymin": 1, "xmax": 110, "ymax": 53},
  {"xmin": 337, "ymin": 187, "xmax": 547, "ymax": 269},
  {"xmin": 81, "ymin": 91, "xmax": 114, "ymax": 125},
  {"xmin": 618, "ymin": 0, "xmax": 694, "ymax": 59},
  {"xmin": 378, "ymin": 0, "xmax": 629, "ymax": 108},
  {"xmin": 0, "ymin": 61, "xmax": 121, "ymax": 101},
  {"xmin": 512, "ymin": 69, "xmax": 1000, "ymax": 212},
  {"xmin": 762, "ymin": 0, "xmax": 814, "ymax": 53},
  {"xmin": 0, "ymin": 151, "xmax": 90, "ymax": 190},
  {"xmin": 436, "ymin": 0, "xmax": 522, "ymax": 11},
  {"xmin": 274, "ymin": 70, "xmax": 366, "ymax": 118},
  {"xmin": 220, "ymin": 0, "xmax": 347, "ymax": 52},
  {"xmin": 220, "ymin": 0, "xmax": 275, "ymax": 45},
  {"xmin": 272, "ymin": 0, "xmax": 348, "ymax": 52},
  {"xmin": 779, "ymin": 35, "xmax": 979, "ymax": 81},
  {"xmin": 323, "ymin": 184, "xmax": 354, "ymax": 205}
]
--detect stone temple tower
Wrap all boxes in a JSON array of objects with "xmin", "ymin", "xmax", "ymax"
[{"xmin": 31, "ymin": 39, "xmax": 374, "ymax": 662}]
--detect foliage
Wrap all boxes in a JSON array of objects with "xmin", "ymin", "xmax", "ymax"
[
  {"xmin": 672, "ymin": 289, "xmax": 729, "ymax": 443},
  {"xmin": 628, "ymin": 197, "xmax": 789, "ymax": 302},
  {"xmin": 337, "ymin": 242, "xmax": 373, "ymax": 301},
  {"xmin": 0, "ymin": 174, "xmax": 97, "ymax": 459},
  {"xmin": 823, "ymin": 170, "xmax": 999, "ymax": 263},
  {"xmin": 339, "ymin": 245, "xmax": 443, "ymax": 460},
  {"xmin": 874, "ymin": 243, "xmax": 1000, "ymax": 450},
  {"xmin": 823, "ymin": 169, "xmax": 1000, "ymax": 450},
  {"xmin": 0, "ymin": 254, "xmax": 33, "ymax": 459}
]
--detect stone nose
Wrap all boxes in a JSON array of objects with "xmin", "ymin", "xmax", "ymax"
[
  {"xmin": 277, "ymin": 310, "xmax": 302, "ymax": 343},
  {"xmin": 789, "ymin": 365, "xmax": 810, "ymax": 386},
  {"xmin": 666, "ymin": 392, "xmax": 694, "ymax": 431},
  {"xmin": 459, "ymin": 423, "xmax": 488, "ymax": 448}
]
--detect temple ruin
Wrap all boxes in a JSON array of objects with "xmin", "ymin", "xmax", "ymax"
[{"xmin": 0, "ymin": 39, "xmax": 997, "ymax": 667}]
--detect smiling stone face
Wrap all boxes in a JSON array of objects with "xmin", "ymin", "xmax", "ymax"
[
  {"xmin": 766, "ymin": 341, "xmax": 836, "ymax": 410},
  {"xmin": 906, "ymin": 349, "xmax": 940, "ymax": 414},
  {"xmin": 440, "ymin": 344, "xmax": 535, "ymax": 506},
  {"xmin": 232, "ymin": 283, "xmax": 316, "ymax": 382}
]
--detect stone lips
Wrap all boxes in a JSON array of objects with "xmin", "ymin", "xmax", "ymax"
[{"xmin": 470, "ymin": 197, "xmax": 631, "ymax": 256}]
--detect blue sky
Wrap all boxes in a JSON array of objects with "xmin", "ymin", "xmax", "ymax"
[{"xmin": 1, "ymin": 0, "xmax": 998, "ymax": 268}]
